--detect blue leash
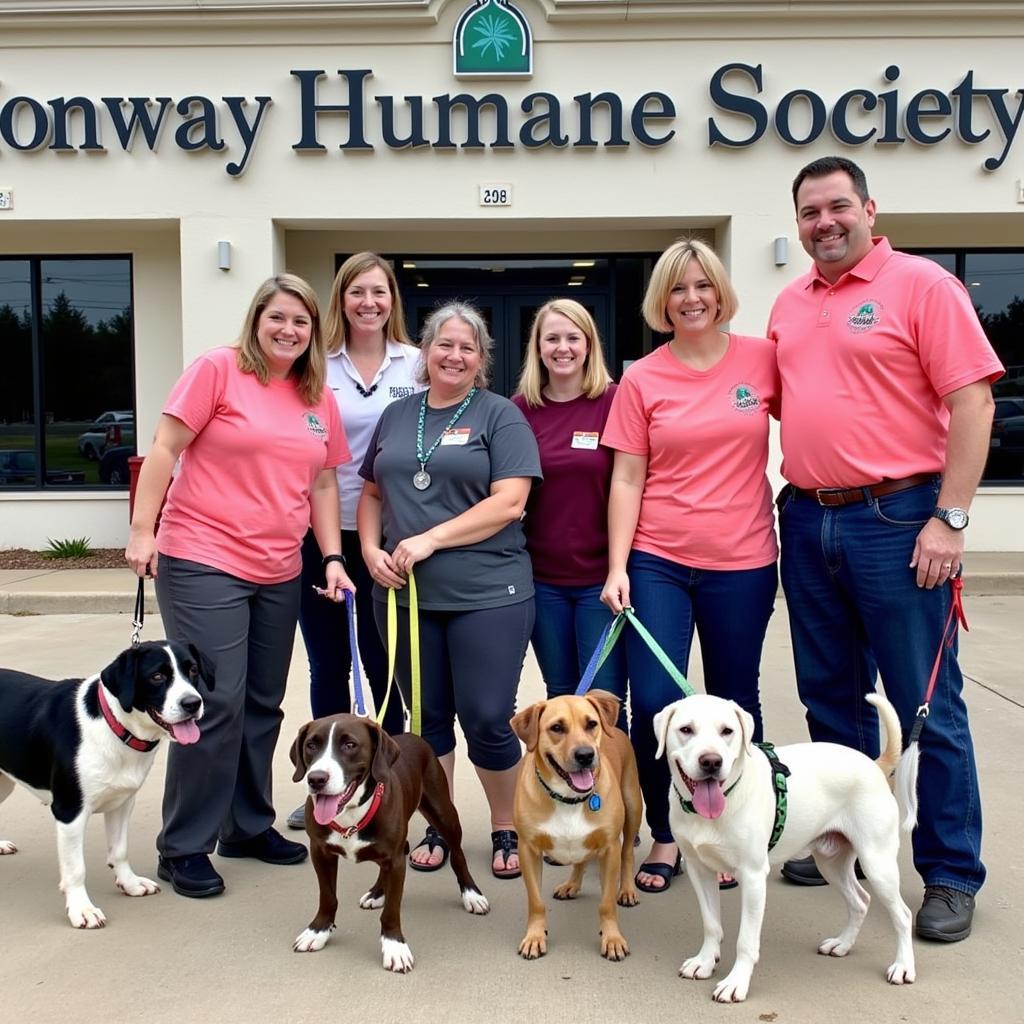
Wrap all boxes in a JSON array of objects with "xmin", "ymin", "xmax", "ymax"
[{"xmin": 344, "ymin": 591, "xmax": 369, "ymax": 717}]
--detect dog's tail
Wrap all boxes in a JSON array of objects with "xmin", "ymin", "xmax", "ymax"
[{"xmin": 866, "ymin": 693, "xmax": 918, "ymax": 833}]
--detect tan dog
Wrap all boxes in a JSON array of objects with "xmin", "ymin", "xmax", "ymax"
[{"xmin": 510, "ymin": 690, "xmax": 642, "ymax": 961}]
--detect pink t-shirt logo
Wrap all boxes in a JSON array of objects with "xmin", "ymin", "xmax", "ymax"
[
  {"xmin": 730, "ymin": 382, "xmax": 761, "ymax": 415},
  {"xmin": 305, "ymin": 412, "xmax": 328, "ymax": 439},
  {"xmin": 847, "ymin": 300, "xmax": 883, "ymax": 333}
]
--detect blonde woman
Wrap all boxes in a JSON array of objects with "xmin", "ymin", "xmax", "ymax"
[
  {"xmin": 512, "ymin": 299, "xmax": 627, "ymax": 723},
  {"xmin": 601, "ymin": 240, "xmax": 780, "ymax": 893},
  {"xmin": 126, "ymin": 274, "xmax": 353, "ymax": 899}
]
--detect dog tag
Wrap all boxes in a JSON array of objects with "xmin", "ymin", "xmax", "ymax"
[{"xmin": 588, "ymin": 794, "xmax": 601, "ymax": 812}]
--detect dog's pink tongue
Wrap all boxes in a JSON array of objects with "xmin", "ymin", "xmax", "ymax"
[
  {"xmin": 692, "ymin": 779, "xmax": 726, "ymax": 819},
  {"xmin": 569, "ymin": 768, "xmax": 594, "ymax": 791},
  {"xmin": 313, "ymin": 794, "xmax": 343, "ymax": 826},
  {"xmin": 170, "ymin": 720, "xmax": 201, "ymax": 745}
]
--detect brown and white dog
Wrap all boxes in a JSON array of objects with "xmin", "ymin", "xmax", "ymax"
[
  {"xmin": 654, "ymin": 693, "xmax": 917, "ymax": 1003},
  {"xmin": 289, "ymin": 714, "xmax": 489, "ymax": 972},
  {"xmin": 511, "ymin": 690, "xmax": 642, "ymax": 961}
]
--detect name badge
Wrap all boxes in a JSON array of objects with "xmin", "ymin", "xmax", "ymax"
[
  {"xmin": 571, "ymin": 431, "xmax": 599, "ymax": 450},
  {"xmin": 441, "ymin": 428, "xmax": 471, "ymax": 446}
]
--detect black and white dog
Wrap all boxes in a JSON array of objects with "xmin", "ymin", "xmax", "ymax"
[{"xmin": 0, "ymin": 640, "xmax": 211, "ymax": 928}]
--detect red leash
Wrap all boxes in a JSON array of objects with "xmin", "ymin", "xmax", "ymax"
[{"xmin": 908, "ymin": 571, "xmax": 969, "ymax": 745}]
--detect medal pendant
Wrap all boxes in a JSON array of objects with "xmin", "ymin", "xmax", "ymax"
[{"xmin": 413, "ymin": 470, "xmax": 431, "ymax": 491}]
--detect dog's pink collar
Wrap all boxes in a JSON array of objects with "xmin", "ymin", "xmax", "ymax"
[
  {"xmin": 97, "ymin": 685, "xmax": 159, "ymax": 752},
  {"xmin": 329, "ymin": 781, "xmax": 385, "ymax": 839}
]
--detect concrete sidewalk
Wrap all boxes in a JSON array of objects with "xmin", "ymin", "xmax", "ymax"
[
  {"xmin": 0, "ymin": 599, "xmax": 1021, "ymax": 1024},
  {"xmin": 2, "ymin": 551, "xmax": 1024, "ymax": 615}
]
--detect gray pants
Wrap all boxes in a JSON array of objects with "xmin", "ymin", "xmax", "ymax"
[{"xmin": 155, "ymin": 555, "xmax": 301, "ymax": 857}]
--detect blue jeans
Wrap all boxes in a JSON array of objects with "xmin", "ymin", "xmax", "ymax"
[
  {"xmin": 297, "ymin": 529, "xmax": 403, "ymax": 735},
  {"xmin": 531, "ymin": 581, "xmax": 629, "ymax": 731},
  {"xmin": 626, "ymin": 549, "xmax": 777, "ymax": 844},
  {"xmin": 779, "ymin": 479, "xmax": 985, "ymax": 895}
]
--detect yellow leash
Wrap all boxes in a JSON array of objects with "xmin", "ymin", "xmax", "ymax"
[{"xmin": 382, "ymin": 569, "xmax": 422, "ymax": 735}]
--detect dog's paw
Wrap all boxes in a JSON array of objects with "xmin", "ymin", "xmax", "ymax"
[
  {"xmin": 381, "ymin": 937, "xmax": 414, "ymax": 973},
  {"xmin": 617, "ymin": 886, "xmax": 638, "ymax": 908},
  {"xmin": 680, "ymin": 954, "xmax": 717, "ymax": 980},
  {"xmin": 886, "ymin": 960, "xmax": 916, "ymax": 985},
  {"xmin": 293, "ymin": 925, "xmax": 334, "ymax": 952},
  {"xmin": 712, "ymin": 973, "xmax": 750, "ymax": 1003},
  {"xmin": 518, "ymin": 931, "xmax": 547, "ymax": 960},
  {"xmin": 601, "ymin": 932, "xmax": 630, "ymax": 961},
  {"xmin": 552, "ymin": 880, "xmax": 580, "ymax": 900},
  {"xmin": 0, "ymin": 839, "xmax": 17, "ymax": 855},
  {"xmin": 359, "ymin": 889, "xmax": 385, "ymax": 910},
  {"xmin": 116, "ymin": 873, "xmax": 160, "ymax": 897},
  {"xmin": 818, "ymin": 936, "xmax": 853, "ymax": 957},
  {"xmin": 461, "ymin": 887, "xmax": 490, "ymax": 915},
  {"xmin": 67, "ymin": 901, "xmax": 107, "ymax": 929}
]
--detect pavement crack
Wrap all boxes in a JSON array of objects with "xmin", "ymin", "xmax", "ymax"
[{"xmin": 966, "ymin": 673, "xmax": 1024, "ymax": 710}]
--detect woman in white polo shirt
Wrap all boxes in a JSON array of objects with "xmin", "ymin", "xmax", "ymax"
[{"xmin": 288, "ymin": 252, "xmax": 420, "ymax": 829}]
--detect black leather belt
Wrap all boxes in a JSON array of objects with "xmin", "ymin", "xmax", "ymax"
[{"xmin": 795, "ymin": 472, "xmax": 936, "ymax": 508}]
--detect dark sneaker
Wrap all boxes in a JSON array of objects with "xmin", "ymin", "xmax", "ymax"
[
  {"xmin": 780, "ymin": 855, "xmax": 866, "ymax": 886},
  {"xmin": 217, "ymin": 827, "xmax": 307, "ymax": 865},
  {"xmin": 286, "ymin": 804, "xmax": 306, "ymax": 831},
  {"xmin": 915, "ymin": 886, "xmax": 975, "ymax": 942},
  {"xmin": 157, "ymin": 854, "xmax": 226, "ymax": 898}
]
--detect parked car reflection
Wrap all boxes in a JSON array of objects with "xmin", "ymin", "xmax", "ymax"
[
  {"xmin": 989, "ymin": 396, "xmax": 1024, "ymax": 479},
  {"xmin": 0, "ymin": 449, "xmax": 86, "ymax": 485},
  {"xmin": 78, "ymin": 410, "xmax": 134, "ymax": 460},
  {"xmin": 98, "ymin": 445, "xmax": 133, "ymax": 486}
]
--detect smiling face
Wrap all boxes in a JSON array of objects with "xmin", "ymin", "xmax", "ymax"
[
  {"xmin": 425, "ymin": 316, "xmax": 481, "ymax": 401},
  {"xmin": 795, "ymin": 170, "xmax": 877, "ymax": 282},
  {"xmin": 255, "ymin": 291, "xmax": 313, "ymax": 379},
  {"xmin": 538, "ymin": 311, "xmax": 589, "ymax": 392},
  {"xmin": 666, "ymin": 258, "xmax": 721, "ymax": 339},
  {"xmin": 343, "ymin": 266, "xmax": 393, "ymax": 341}
]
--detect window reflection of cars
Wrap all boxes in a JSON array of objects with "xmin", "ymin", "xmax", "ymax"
[
  {"xmin": 991, "ymin": 397, "xmax": 1024, "ymax": 456},
  {"xmin": 0, "ymin": 449, "xmax": 86, "ymax": 485},
  {"xmin": 98, "ymin": 445, "xmax": 133, "ymax": 486},
  {"xmin": 78, "ymin": 410, "xmax": 134, "ymax": 460}
]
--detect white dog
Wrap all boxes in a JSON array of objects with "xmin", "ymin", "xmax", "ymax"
[{"xmin": 654, "ymin": 693, "xmax": 916, "ymax": 1003}]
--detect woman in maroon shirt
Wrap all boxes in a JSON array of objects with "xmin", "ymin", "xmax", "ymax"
[{"xmin": 512, "ymin": 299, "xmax": 627, "ymax": 722}]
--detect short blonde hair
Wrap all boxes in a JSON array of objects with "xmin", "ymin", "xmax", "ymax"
[
  {"xmin": 417, "ymin": 302, "xmax": 492, "ymax": 389},
  {"xmin": 323, "ymin": 252, "xmax": 411, "ymax": 356},
  {"xmin": 516, "ymin": 298, "xmax": 613, "ymax": 408},
  {"xmin": 642, "ymin": 239, "xmax": 738, "ymax": 333},
  {"xmin": 236, "ymin": 273, "xmax": 325, "ymax": 405}
]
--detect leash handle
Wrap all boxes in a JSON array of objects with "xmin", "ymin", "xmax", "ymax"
[
  {"xmin": 382, "ymin": 570, "xmax": 420, "ymax": 735},
  {"xmin": 130, "ymin": 577, "xmax": 145, "ymax": 647}
]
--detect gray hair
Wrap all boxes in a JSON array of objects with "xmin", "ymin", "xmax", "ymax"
[{"xmin": 416, "ymin": 301, "xmax": 493, "ymax": 389}]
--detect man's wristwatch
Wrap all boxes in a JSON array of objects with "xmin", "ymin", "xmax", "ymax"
[{"xmin": 932, "ymin": 506, "xmax": 969, "ymax": 530}]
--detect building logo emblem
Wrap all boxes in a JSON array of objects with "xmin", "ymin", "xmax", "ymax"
[
  {"xmin": 305, "ymin": 413, "xmax": 328, "ymax": 439},
  {"xmin": 454, "ymin": 0, "xmax": 533, "ymax": 79},
  {"xmin": 730, "ymin": 383, "xmax": 761, "ymax": 414},
  {"xmin": 847, "ymin": 299, "xmax": 882, "ymax": 333}
]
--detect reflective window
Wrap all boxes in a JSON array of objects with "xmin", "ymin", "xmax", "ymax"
[{"xmin": 0, "ymin": 256, "xmax": 133, "ymax": 489}]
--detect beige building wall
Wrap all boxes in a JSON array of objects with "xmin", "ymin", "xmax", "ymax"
[{"xmin": 1, "ymin": 0, "xmax": 1022, "ymax": 548}]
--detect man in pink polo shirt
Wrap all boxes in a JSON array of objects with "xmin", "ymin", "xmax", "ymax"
[{"xmin": 768, "ymin": 156, "xmax": 1003, "ymax": 942}]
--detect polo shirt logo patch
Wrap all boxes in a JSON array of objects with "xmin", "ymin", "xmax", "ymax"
[
  {"xmin": 730, "ymin": 382, "xmax": 761, "ymax": 414},
  {"xmin": 305, "ymin": 413, "xmax": 328, "ymax": 439},
  {"xmin": 847, "ymin": 300, "xmax": 883, "ymax": 333},
  {"xmin": 389, "ymin": 386, "xmax": 415, "ymax": 399}
]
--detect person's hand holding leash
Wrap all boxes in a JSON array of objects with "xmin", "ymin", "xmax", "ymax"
[
  {"xmin": 910, "ymin": 518, "xmax": 964, "ymax": 589},
  {"xmin": 364, "ymin": 544, "xmax": 407, "ymax": 590},
  {"xmin": 601, "ymin": 569, "xmax": 631, "ymax": 614},
  {"xmin": 125, "ymin": 529, "xmax": 159, "ymax": 579},
  {"xmin": 313, "ymin": 561, "xmax": 355, "ymax": 603},
  {"xmin": 391, "ymin": 532, "xmax": 438, "ymax": 575}
]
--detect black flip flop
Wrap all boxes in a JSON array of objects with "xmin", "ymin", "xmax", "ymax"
[
  {"xmin": 408, "ymin": 826, "xmax": 449, "ymax": 873},
  {"xmin": 491, "ymin": 829, "xmax": 521, "ymax": 879},
  {"xmin": 634, "ymin": 852, "xmax": 683, "ymax": 893}
]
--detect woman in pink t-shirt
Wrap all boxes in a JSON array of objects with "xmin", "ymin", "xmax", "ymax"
[
  {"xmin": 511, "ymin": 299, "xmax": 627, "ymax": 724},
  {"xmin": 126, "ymin": 274, "xmax": 353, "ymax": 900},
  {"xmin": 601, "ymin": 240, "xmax": 779, "ymax": 894}
]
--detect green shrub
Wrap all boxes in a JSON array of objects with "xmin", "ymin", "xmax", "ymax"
[{"xmin": 43, "ymin": 536, "xmax": 94, "ymax": 559}]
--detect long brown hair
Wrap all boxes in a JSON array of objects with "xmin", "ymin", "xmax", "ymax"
[{"xmin": 322, "ymin": 252, "xmax": 411, "ymax": 356}]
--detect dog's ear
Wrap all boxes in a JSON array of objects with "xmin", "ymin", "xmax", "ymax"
[
  {"xmin": 585, "ymin": 690, "xmax": 621, "ymax": 736},
  {"xmin": 652, "ymin": 704, "xmax": 675, "ymax": 761},
  {"xmin": 370, "ymin": 722, "xmax": 401, "ymax": 782},
  {"xmin": 101, "ymin": 648, "xmax": 138, "ymax": 713},
  {"xmin": 188, "ymin": 643, "xmax": 215, "ymax": 693},
  {"xmin": 731, "ymin": 702, "xmax": 756, "ymax": 757},
  {"xmin": 510, "ymin": 702, "xmax": 545, "ymax": 752},
  {"xmin": 290, "ymin": 721, "xmax": 313, "ymax": 782}
]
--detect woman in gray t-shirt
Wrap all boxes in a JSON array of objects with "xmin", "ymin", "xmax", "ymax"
[{"xmin": 359, "ymin": 302, "xmax": 541, "ymax": 880}]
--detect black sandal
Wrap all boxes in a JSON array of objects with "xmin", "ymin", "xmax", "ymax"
[
  {"xmin": 491, "ymin": 829, "xmax": 521, "ymax": 880},
  {"xmin": 634, "ymin": 851, "xmax": 683, "ymax": 894},
  {"xmin": 409, "ymin": 826, "xmax": 449, "ymax": 873}
]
